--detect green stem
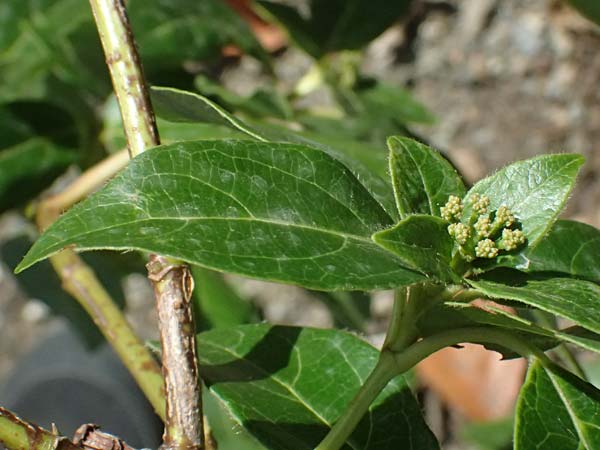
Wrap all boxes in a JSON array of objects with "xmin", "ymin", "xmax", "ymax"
[
  {"xmin": 317, "ymin": 326, "xmax": 544, "ymax": 450},
  {"xmin": 88, "ymin": 0, "xmax": 202, "ymax": 448},
  {"xmin": 88, "ymin": 0, "xmax": 159, "ymax": 157},
  {"xmin": 314, "ymin": 351, "xmax": 398, "ymax": 450},
  {"xmin": 0, "ymin": 407, "xmax": 79, "ymax": 450}
]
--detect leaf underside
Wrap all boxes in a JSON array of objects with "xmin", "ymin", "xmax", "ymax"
[{"xmin": 469, "ymin": 270, "xmax": 600, "ymax": 335}]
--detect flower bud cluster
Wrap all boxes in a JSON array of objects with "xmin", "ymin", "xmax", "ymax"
[{"xmin": 443, "ymin": 194, "xmax": 526, "ymax": 262}]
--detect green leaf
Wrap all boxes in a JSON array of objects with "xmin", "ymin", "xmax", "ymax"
[
  {"xmin": 387, "ymin": 136, "xmax": 466, "ymax": 218},
  {"xmin": 464, "ymin": 153, "xmax": 584, "ymax": 249},
  {"xmin": 0, "ymin": 0, "xmax": 108, "ymax": 103},
  {"xmin": 198, "ymin": 324, "xmax": 439, "ymax": 450},
  {"xmin": 17, "ymin": 140, "xmax": 425, "ymax": 291},
  {"xmin": 567, "ymin": 0, "xmax": 600, "ymax": 26},
  {"xmin": 469, "ymin": 270, "xmax": 600, "ymax": 335},
  {"xmin": 0, "ymin": 138, "xmax": 77, "ymax": 211},
  {"xmin": 524, "ymin": 220, "xmax": 600, "ymax": 283},
  {"xmin": 515, "ymin": 359, "xmax": 600, "ymax": 449},
  {"xmin": 191, "ymin": 266, "xmax": 257, "ymax": 331},
  {"xmin": 459, "ymin": 417, "xmax": 513, "ymax": 450},
  {"xmin": 372, "ymin": 215, "xmax": 456, "ymax": 282},
  {"xmin": 128, "ymin": 0, "xmax": 268, "ymax": 70},
  {"xmin": 419, "ymin": 302, "xmax": 600, "ymax": 357},
  {"xmin": 101, "ymin": 94, "xmax": 246, "ymax": 153},
  {"xmin": 151, "ymin": 86, "xmax": 399, "ymax": 220},
  {"xmin": 256, "ymin": 0, "xmax": 412, "ymax": 58},
  {"xmin": 151, "ymin": 86, "xmax": 268, "ymax": 141},
  {"xmin": 357, "ymin": 79, "xmax": 435, "ymax": 126}
]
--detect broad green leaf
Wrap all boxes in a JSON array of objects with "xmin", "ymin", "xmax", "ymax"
[
  {"xmin": 151, "ymin": 86, "xmax": 399, "ymax": 220},
  {"xmin": 469, "ymin": 270, "xmax": 600, "ymax": 335},
  {"xmin": 515, "ymin": 359, "xmax": 600, "ymax": 449},
  {"xmin": 567, "ymin": 0, "xmax": 600, "ymax": 26},
  {"xmin": 191, "ymin": 267, "xmax": 257, "ymax": 331},
  {"xmin": 198, "ymin": 324, "xmax": 439, "ymax": 450},
  {"xmin": 419, "ymin": 302, "xmax": 600, "ymax": 356},
  {"xmin": 101, "ymin": 94, "xmax": 246, "ymax": 153},
  {"xmin": 128, "ymin": 0, "xmax": 268, "ymax": 70},
  {"xmin": 0, "ymin": 0, "xmax": 108, "ymax": 103},
  {"xmin": 151, "ymin": 86, "xmax": 267, "ymax": 141},
  {"xmin": 524, "ymin": 220, "xmax": 600, "ymax": 283},
  {"xmin": 356, "ymin": 79, "xmax": 435, "ymax": 126},
  {"xmin": 17, "ymin": 140, "xmax": 426, "ymax": 290},
  {"xmin": 372, "ymin": 215, "xmax": 456, "ymax": 282},
  {"xmin": 204, "ymin": 391, "xmax": 267, "ymax": 450},
  {"xmin": 256, "ymin": 0, "xmax": 412, "ymax": 58},
  {"xmin": 0, "ymin": 138, "xmax": 77, "ymax": 211},
  {"xmin": 464, "ymin": 154, "xmax": 584, "ymax": 249},
  {"xmin": 387, "ymin": 136, "xmax": 466, "ymax": 218}
]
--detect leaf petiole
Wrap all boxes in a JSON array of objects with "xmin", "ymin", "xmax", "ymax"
[{"xmin": 318, "ymin": 326, "xmax": 547, "ymax": 450}]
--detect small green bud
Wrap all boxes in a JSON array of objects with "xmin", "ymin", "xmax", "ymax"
[
  {"xmin": 471, "ymin": 194, "xmax": 490, "ymax": 214},
  {"xmin": 495, "ymin": 205, "xmax": 515, "ymax": 227},
  {"xmin": 474, "ymin": 216, "xmax": 492, "ymax": 237},
  {"xmin": 501, "ymin": 228, "xmax": 526, "ymax": 251},
  {"xmin": 448, "ymin": 223, "xmax": 470, "ymax": 245},
  {"xmin": 441, "ymin": 195, "xmax": 464, "ymax": 222},
  {"xmin": 475, "ymin": 239, "xmax": 498, "ymax": 258}
]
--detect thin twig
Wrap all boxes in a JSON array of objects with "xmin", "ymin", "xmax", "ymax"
[
  {"xmin": 87, "ymin": 0, "xmax": 158, "ymax": 157},
  {"xmin": 148, "ymin": 256, "xmax": 202, "ymax": 449},
  {"xmin": 87, "ymin": 0, "xmax": 203, "ymax": 448},
  {"xmin": 0, "ymin": 406, "xmax": 79, "ymax": 450},
  {"xmin": 47, "ymin": 250, "xmax": 166, "ymax": 420}
]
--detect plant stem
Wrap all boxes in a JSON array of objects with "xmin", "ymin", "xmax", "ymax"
[
  {"xmin": 148, "ymin": 256, "xmax": 202, "ymax": 450},
  {"xmin": 317, "ymin": 326, "xmax": 543, "ymax": 450},
  {"xmin": 0, "ymin": 406, "xmax": 79, "ymax": 450},
  {"xmin": 87, "ymin": 0, "xmax": 159, "ymax": 157},
  {"xmin": 88, "ymin": 1, "xmax": 203, "ymax": 448},
  {"xmin": 48, "ymin": 251, "xmax": 167, "ymax": 420},
  {"xmin": 314, "ymin": 351, "xmax": 398, "ymax": 450}
]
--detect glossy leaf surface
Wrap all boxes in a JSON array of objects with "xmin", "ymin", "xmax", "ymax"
[
  {"xmin": 464, "ymin": 154, "xmax": 584, "ymax": 248},
  {"xmin": 388, "ymin": 136, "xmax": 465, "ymax": 218},
  {"xmin": 17, "ymin": 140, "xmax": 425, "ymax": 290},
  {"xmin": 373, "ymin": 215, "xmax": 456, "ymax": 281},
  {"xmin": 469, "ymin": 270, "xmax": 600, "ymax": 334},
  {"xmin": 515, "ymin": 359, "xmax": 600, "ymax": 449},
  {"xmin": 151, "ymin": 86, "xmax": 398, "ymax": 219},
  {"xmin": 198, "ymin": 324, "xmax": 439, "ymax": 450},
  {"xmin": 524, "ymin": 220, "xmax": 600, "ymax": 283},
  {"xmin": 256, "ymin": 0, "xmax": 412, "ymax": 58}
]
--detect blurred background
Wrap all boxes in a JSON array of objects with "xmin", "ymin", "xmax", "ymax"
[{"xmin": 0, "ymin": 0, "xmax": 599, "ymax": 449}]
